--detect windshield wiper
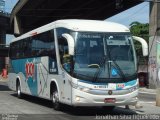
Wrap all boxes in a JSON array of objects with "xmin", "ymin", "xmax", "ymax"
[
  {"xmin": 107, "ymin": 48, "xmax": 126, "ymax": 82},
  {"xmin": 93, "ymin": 57, "xmax": 127, "ymax": 82},
  {"xmin": 93, "ymin": 56, "xmax": 108, "ymax": 82},
  {"xmin": 111, "ymin": 60, "xmax": 126, "ymax": 81}
]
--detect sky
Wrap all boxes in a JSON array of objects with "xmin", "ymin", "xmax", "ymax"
[
  {"xmin": 3, "ymin": 0, "xmax": 149, "ymax": 44},
  {"xmin": 107, "ymin": 2, "xmax": 149, "ymax": 27},
  {"xmin": 4, "ymin": 0, "xmax": 17, "ymax": 13},
  {"xmin": 4, "ymin": 0, "xmax": 18, "ymax": 44}
]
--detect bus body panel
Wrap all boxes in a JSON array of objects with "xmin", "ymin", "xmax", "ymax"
[
  {"xmin": 60, "ymin": 71, "xmax": 72, "ymax": 104},
  {"xmin": 8, "ymin": 57, "xmax": 56, "ymax": 99},
  {"xmin": 12, "ymin": 20, "xmax": 129, "ymax": 43},
  {"xmin": 8, "ymin": 56, "xmax": 73, "ymax": 104},
  {"xmin": 8, "ymin": 73, "xmax": 17, "ymax": 91}
]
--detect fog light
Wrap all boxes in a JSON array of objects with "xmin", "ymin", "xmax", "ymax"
[{"xmin": 76, "ymin": 96, "xmax": 80, "ymax": 101}]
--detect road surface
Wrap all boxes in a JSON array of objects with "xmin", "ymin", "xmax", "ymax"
[{"xmin": 0, "ymin": 81, "xmax": 160, "ymax": 120}]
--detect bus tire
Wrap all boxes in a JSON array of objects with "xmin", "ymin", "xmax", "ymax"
[
  {"xmin": 16, "ymin": 81, "xmax": 22, "ymax": 99},
  {"xmin": 51, "ymin": 88, "xmax": 61, "ymax": 110}
]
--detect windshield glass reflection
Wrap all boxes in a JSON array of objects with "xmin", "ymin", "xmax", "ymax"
[{"xmin": 73, "ymin": 32, "xmax": 137, "ymax": 83}]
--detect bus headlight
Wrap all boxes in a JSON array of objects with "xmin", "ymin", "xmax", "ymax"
[
  {"xmin": 128, "ymin": 85, "xmax": 138, "ymax": 92},
  {"xmin": 71, "ymin": 82, "xmax": 91, "ymax": 92},
  {"xmin": 79, "ymin": 87, "xmax": 90, "ymax": 92}
]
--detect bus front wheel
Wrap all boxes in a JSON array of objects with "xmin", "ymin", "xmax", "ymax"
[{"xmin": 51, "ymin": 89, "xmax": 61, "ymax": 110}]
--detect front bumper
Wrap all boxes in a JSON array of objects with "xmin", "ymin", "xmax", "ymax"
[{"xmin": 72, "ymin": 88, "xmax": 138, "ymax": 107}]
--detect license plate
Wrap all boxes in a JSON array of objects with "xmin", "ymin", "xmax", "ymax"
[{"xmin": 104, "ymin": 98, "xmax": 116, "ymax": 103}]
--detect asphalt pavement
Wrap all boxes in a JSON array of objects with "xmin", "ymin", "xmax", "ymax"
[{"xmin": 0, "ymin": 80, "xmax": 160, "ymax": 120}]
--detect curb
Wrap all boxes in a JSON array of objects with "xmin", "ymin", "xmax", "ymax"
[
  {"xmin": 139, "ymin": 87, "xmax": 156, "ymax": 94},
  {"xmin": 0, "ymin": 79, "xmax": 8, "ymax": 82},
  {"xmin": 139, "ymin": 91, "xmax": 156, "ymax": 95}
]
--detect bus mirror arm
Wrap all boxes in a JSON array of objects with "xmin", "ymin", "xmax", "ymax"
[
  {"xmin": 62, "ymin": 34, "xmax": 75, "ymax": 55},
  {"xmin": 132, "ymin": 36, "xmax": 148, "ymax": 56}
]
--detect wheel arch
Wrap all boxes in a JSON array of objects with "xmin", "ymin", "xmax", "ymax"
[
  {"xmin": 50, "ymin": 79, "xmax": 60, "ymax": 99},
  {"xmin": 16, "ymin": 76, "xmax": 21, "ymax": 89}
]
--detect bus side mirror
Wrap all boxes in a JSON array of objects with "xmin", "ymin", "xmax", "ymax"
[
  {"xmin": 62, "ymin": 33, "xmax": 75, "ymax": 55},
  {"xmin": 132, "ymin": 36, "xmax": 148, "ymax": 56}
]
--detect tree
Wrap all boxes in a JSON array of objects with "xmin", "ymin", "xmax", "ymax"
[
  {"xmin": 130, "ymin": 21, "xmax": 149, "ymax": 41},
  {"xmin": 129, "ymin": 21, "xmax": 149, "ymax": 65}
]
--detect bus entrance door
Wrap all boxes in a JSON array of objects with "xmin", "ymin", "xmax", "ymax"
[{"xmin": 62, "ymin": 71, "xmax": 72, "ymax": 104}]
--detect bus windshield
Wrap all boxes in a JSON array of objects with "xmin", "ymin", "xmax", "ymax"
[{"xmin": 73, "ymin": 32, "xmax": 137, "ymax": 83}]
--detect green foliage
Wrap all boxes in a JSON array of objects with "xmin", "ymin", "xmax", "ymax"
[
  {"xmin": 129, "ymin": 21, "xmax": 149, "ymax": 65},
  {"xmin": 130, "ymin": 21, "xmax": 149, "ymax": 42}
]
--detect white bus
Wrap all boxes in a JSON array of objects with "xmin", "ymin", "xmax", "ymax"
[{"xmin": 8, "ymin": 19, "xmax": 148, "ymax": 110}]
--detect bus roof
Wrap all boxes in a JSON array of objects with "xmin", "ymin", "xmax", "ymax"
[{"xmin": 12, "ymin": 19, "xmax": 130, "ymax": 42}]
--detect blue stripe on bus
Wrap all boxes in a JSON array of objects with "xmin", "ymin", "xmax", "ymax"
[
  {"xmin": 79, "ymin": 79, "xmax": 137, "ymax": 90},
  {"xmin": 79, "ymin": 79, "xmax": 137, "ymax": 85},
  {"xmin": 79, "ymin": 80, "xmax": 107, "ymax": 85},
  {"xmin": 125, "ymin": 80, "xmax": 137, "ymax": 86},
  {"xmin": 12, "ymin": 58, "xmax": 39, "ymax": 96}
]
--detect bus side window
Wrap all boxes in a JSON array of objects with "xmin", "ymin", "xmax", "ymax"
[
  {"xmin": 10, "ymin": 43, "xmax": 16, "ymax": 59},
  {"xmin": 58, "ymin": 37, "xmax": 70, "ymax": 72},
  {"xmin": 23, "ymin": 38, "xmax": 32, "ymax": 57},
  {"xmin": 32, "ymin": 31, "xmax": 55, "ymax": 58}
]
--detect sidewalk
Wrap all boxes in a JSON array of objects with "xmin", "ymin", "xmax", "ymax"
[
  {"xmin": 0, "ymin": 77, "xmax": 8, "ymax": 82},
  {"xmin": 139, "ymin": 87, "xmax": 156, "ymax": 94}
]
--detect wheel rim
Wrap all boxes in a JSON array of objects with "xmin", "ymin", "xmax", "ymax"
[
  {"xmin": 52, "ymin": 91, "xmax": 59, "ymax": 103},
  {"xmin": 17, "ymin": 85, "xmax": 21, "ymax": 96}
]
